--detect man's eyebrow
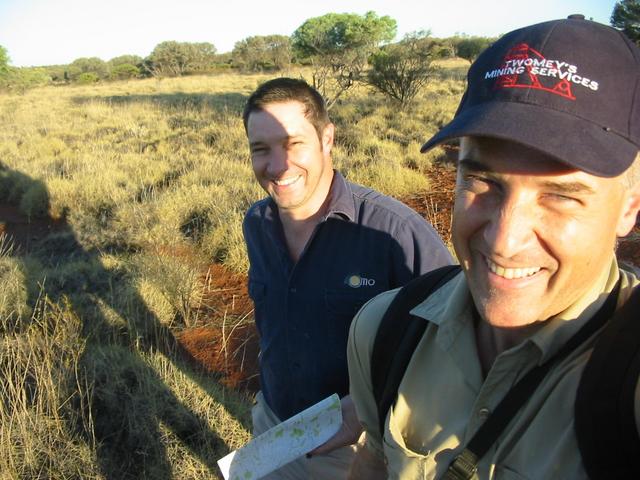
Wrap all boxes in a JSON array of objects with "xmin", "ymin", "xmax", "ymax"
[
  {"xmin": 249, "ymin": 134, "xmax": 297, "ymax": 148},
  {"xmin": 458, "ymin": 158, "xmax": 491, "ymax": 172},
  {"xmin": 538, "ymin": 180, "xmax": 596, "ymax": 195},
  {"xmin": 459, "ymin": 158, "xmax": 596, "ymax": 195}
]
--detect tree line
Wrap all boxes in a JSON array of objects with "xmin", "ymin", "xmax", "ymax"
[
  {"xmin": 0, "ymin": 12, "xmax": 492, "ymax": 92},
  {"xmin": 1, "ymin": 1, "xmax": 638, "ymax": 105}
]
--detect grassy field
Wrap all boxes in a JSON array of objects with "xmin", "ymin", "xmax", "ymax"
[{"xmin": 0, "ymin": 60, "xmax": 467, "ymax": 479}]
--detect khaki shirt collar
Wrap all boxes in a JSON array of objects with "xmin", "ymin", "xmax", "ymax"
[
  {"xmin": 410, "ymin": 271, "xmax": 473, "ymax": 352},
  {"xmin": 410, "ymin": 258, "xmax": 621, "ymax": 363},
  {"xmin": 531, "ymin": 259, "xmax": 619, "ymax": 363}
]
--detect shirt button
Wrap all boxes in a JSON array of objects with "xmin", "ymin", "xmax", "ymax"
[
  {"xmin": 478, "ymin": 407, "xmax": 491, "ymax": 419},
  {"xmin": 290, "ymin": 287, "xmax": 297, "ymax": 293}
]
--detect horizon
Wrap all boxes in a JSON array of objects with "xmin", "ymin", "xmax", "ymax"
[{"xmin": 0, "ymin": 0, "xmax": 617, "ymax": 68}]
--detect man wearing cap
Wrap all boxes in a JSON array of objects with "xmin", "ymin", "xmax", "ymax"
[{"xmin": 346, "ymin": 16, "xmax": 640, "ymax": 479}]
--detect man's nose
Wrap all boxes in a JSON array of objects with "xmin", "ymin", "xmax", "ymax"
[
  {"xmin": 267, "ymin": 146, "xmax": 292, "ymax": 175},
  {"xmin": 483, "ymin": 195, "xmax": 538, "ymax": 258}
]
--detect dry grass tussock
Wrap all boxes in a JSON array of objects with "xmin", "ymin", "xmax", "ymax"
[{"xmin": 0, "ymin": 63, "xmax": 466, "ymax": 478}]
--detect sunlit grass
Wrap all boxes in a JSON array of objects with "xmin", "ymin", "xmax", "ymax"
[{"xmin": 0, "ymin": 65, "xmax": 466, "ymax": 478}]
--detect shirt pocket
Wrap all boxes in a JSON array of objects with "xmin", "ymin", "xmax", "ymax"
[
  {"xmin": 324, "ymin": 289, "xmax": 372, "ymax": 360},
  {"xmin": 383, "ymin": 403, "xmax": 430, "ymax": 479}
]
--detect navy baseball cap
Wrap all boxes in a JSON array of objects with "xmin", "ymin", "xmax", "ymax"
[{"xmin": 421, "ymin": 15, "xmax": 640, "ymax": 177}]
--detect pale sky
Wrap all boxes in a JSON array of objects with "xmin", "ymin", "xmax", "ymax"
[{"xmin": 0, "ymin": 0, "xmax": 617, "ymax": 67}]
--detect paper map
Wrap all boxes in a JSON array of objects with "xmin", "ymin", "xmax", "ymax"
[{"xmin": 217, "ymin": 393, "xmax": 342, "ymax": 480}]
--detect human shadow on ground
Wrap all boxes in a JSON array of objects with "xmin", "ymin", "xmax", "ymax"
[{"xmin": 0, "ymin": 164, "xmax": 250, "ymax": 478}]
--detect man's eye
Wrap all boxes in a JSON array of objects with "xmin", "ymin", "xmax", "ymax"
[
  {"xmin": 546, "ymin": 193, "xmax": 579, "ymax": 203},
  {"xmin": 461, "ymin": 175, "xmax": 495, "ymax": 192},
  {"xmin": 251, "ymin": 147, "xmax": 267, "ymax": 154}
]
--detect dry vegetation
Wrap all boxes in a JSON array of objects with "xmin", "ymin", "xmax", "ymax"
[{"xmin": 0, "ymin": 60, "xmax": 467, "ymax": 479}]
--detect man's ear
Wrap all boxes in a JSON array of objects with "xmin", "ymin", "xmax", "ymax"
[
  {"xmin": 616, "ymin": 180, "xmax": 640, "ymax": 237},
  {"xmin": 322, "ymin": 123, "xmax": 335, "ymax": 153}
]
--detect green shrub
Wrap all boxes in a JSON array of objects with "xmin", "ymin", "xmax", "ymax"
[
  {"xmin": 110, "ymin": 63, "xmax": 140, "ymax": 80},
  {"xmin": 367, "ymin": 32, "xmax": 438, "ymax": 107},
  {"xmin": 76, "ymin": 72, "xmax": 99, "ymax": 84},
  {"xmin": 0, "ymin": 67, "xmax": 51, "ymax": 92}
]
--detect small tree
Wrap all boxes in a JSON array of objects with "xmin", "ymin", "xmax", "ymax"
[
  {"xmin": 15, "ymin": 68, "xmax": 51, "ymax": 89},
  {"xmin": 144, "ymin": 42, "xmax": 188, "ymax": 77},
  {"xmin": 76, "ymin": 72, "xmax": 100, "ymax": 84},
  {"xmin": 108, "ymin": 55, "xmax": 143, "ymax": 68},
  {"xmin": 67, "ymin": 57, "xmax": 109, "ymax": 81},
  {"xmin": 232, "ymin": 35, "xmax": 291, "ymax": 72},
  {"xmin": 292, "ymin": 11, "xmax": 397, "ymax": 108},
  {"xmin": 144, "ymin": 41, "xmax": 217, "ymax": 77},
  {"xmin": 0, "ymin": 66, "xmax": 51, "ymax": 92},
  {"xmin": 427, "ymin": 38, "xmax": 457, "ymax": 59},
  {"xmin": 110, "ymin": 64, "xmax": 140, "ymax": 80},
  {"xmin": 42, "ymin": 65, "xmax": 67, "ymax": 83},
  {"xmin": 189, "ymin": 42, "xmax": 218, "ymax": 72},
  {"xmin": 452, "ymin": 35, "xmax": 496, "ymax": 63},
  {"xmin": 611, "ymin": 0, "xmax": 640, "ymax": 45},
  {"xmin": 0, "ymin": 45, "xmax": 9, "ymax": 76},
  {"xmin": 107, "ymin": 55, "xmax": 142, "ymax": 80},
  {"xmin": 367, "ymin": 32, "xmax": 438, "ymax": 107}
]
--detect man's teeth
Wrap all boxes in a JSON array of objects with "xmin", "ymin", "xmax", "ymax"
[
  {"xmin": 274, "ymin": 176, "xmax": 300, "ymax": 186},
  {"xmin": 486, "ymin": 259, "xmax": 540, "ymax": 279}
]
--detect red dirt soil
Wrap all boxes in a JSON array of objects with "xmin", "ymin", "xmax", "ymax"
[
  {"xmin": 175, "ymin": 264, "xmax": 259, "ymax": 393},
  {"xmin": 2, "ymin": 159, "xmax": 639, "ymax": 396},
  {"xmin": 0, "ymin": 205, "xmax": 67, "ymax": 252},
  {"xmin": 176, "ymin": 322, "xmax": 260, "ymax": 393}
]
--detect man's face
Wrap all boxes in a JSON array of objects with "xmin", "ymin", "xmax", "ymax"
[
  {"xmin": 246, "ymin": 101, "xmax": 334, "ymax": 217},
  {"xmin": 453, "ymin": 136, "xmax": 635, "ymax": 328}
]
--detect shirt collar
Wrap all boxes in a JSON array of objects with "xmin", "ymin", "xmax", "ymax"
[
  {"xmin": 410, "ymin": 271, "xmax": 473, "ymax": 351},
  {"xmin": 410, "ymin": 258, "xmax": 624, "ymax": 362},
  {"xmin": 262, "ymin": 169, "xmax": 356, "ymax": 224},
  {"xmin": 322, "ymin": 170, "xmax": 356, "ymax": 222},
  {"xmin": 529, "ymin": 257, "xmax": 620, "ymax": 362}
]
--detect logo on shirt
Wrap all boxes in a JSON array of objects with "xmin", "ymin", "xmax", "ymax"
[
  {"xmin": 345, "ymin": 274, "xmax": 376, "ymax": 288},
  {"xmin": 484, "ymin": 43, "xmax": 599, "ymax": 100}
]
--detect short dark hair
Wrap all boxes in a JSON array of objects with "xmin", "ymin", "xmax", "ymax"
[{"xmin": 242, "ymin": 77, "xmax": 330, "ymax": 140}]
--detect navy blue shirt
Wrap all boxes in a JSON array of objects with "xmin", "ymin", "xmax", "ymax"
[{"xmin": 243, "ymin": 171, "xmax": 453, "ymax": 420}]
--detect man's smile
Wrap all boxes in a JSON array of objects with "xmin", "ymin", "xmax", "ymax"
[
  {"xmin": 273, "ymin": 175, "xmax": 302, "ymax": 187},
  {"xmin": 485, "ymin": 257, "xmax": 542, "ymax": 280}
]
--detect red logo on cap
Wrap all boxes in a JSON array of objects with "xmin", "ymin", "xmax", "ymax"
[{"xmin": 493, "ymin": 43, "xmax": 575, "ymax": 100}]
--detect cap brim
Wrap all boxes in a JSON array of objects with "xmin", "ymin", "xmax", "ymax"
[{"xmin": 420, "ymin": 101, "xmax": 638, "ymax": 178}]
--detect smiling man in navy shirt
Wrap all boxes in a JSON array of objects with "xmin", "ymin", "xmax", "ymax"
[{"xmin": 242, "ymin": 77, "xmax": 452, "ymax": 479}]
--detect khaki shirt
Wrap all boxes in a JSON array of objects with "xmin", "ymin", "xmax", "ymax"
[{"xmin": 348, "ymin": 259, "xmax": 639, "ymax": 479}]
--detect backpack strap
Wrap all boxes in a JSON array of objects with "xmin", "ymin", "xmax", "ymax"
[
  {"xmin": 371, "ymin": 264, "xmax": 461, "ymax": 435},
  {"xmin": 574, "ymin": 284, "xmax": 640, "ymax": 479},
  {"xmin": 443, "ymin": 279, "xmax": 621, "ymax": 480}
]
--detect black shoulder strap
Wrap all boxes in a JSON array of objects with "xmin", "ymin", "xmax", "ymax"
[
  {"xmin": 371, "ymin": 264, "xmax": 461, "ymax": 435},
  {"xmin": 443, "ymin": 279, "xmax": 622, "ymax": 480},
  {"xmin": 574, "ymin": 284, "xmax": 640, "ymax": 479}
]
